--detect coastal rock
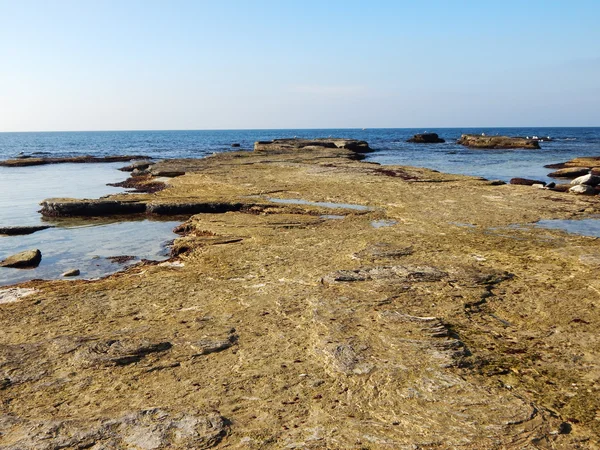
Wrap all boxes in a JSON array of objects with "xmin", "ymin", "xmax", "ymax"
[
  {"xmin": 0, "ymin": 155, "xmax": 149, "ymax": 168},
  {"xmin": 254, "ymin": 138, "xmax": 372, "ymax": 154},
  {"xmin": 0, "ymin": 249, "xmax": 42, "ymax": 268},
  {"xmin": 509, "ymin": 178, "xmax": 546, "ymax": 186},
  {"xmin": 545, "ymin": 156, "xmax": 600, "ymax": 170},
  {"xmin": 548, "ymin": 167, "xmax": 590, "ymax": 178},
  {"xmin": 231, "ymin": 143, "xmax": 241, "ymax": 147},
  {"xmin": 549, "ymin": 184, "xmax": 571, "ymax": 192},
  {"xmin": 39, "ymin": 198, "xmax": 146, "ymax": 217},
  {"xmin": 118, "ymin": 160, "xmax": 154, "ymax": 172},
  {"xmin": 62, "ymin": 269, "xmax": 80, "ymax": 277},
  {"xmin": 570, "ymin": 174, "xmax": 600, "ymax": 186},
  {"xmin": 0, "ymin": 408, "xmax": 227, "ymax": 450},
  {"xmin": 0, "ymin": 288, "xmax": 37, "ymax": 304},
  {"xmin": 457, "ymin": 134, "xmax": 540, "ymax": 149},
  {"xmin": 569, "ymin": 185, "xmax": 596, "ymax": 195},
  {"xmin": 0, "ymin": 225, "xmax": 53, "ymax": 236},
  {"xmin": 407, "ymin": 133, "xmax": 445, "ymax": 143}
]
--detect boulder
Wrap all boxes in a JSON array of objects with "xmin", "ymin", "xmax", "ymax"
[
  {"xmin": 407, "ymin": 133, "xmax": 445, "ymax": 143},
  {"xmin": 457, "ymin": 134, "xmax": 540, "ymax": 149},
  {"xmin": 547, "ymin": 167, "xmax": 590, "ymax": 178},
  {"xmin": 62, "ymin": 269, "xmax": 80, "ymax": 277},
  {"xmin": 0, "ymin": 249, "xmax": 42, "ymax": 268},
  {"xmin": 0, "ymin": 225, "xmax": 53, "ymax": 236},
  {"xmin": 570, "ymin": 174, "xmax": 600, "ymax": 186},
  {"xmin": 569, "ymin": 185, "xmax": 596, "ymax": 195},
  {"xmin": 509, "ymin": 178, "xmax": 546, "ymax": 186}
]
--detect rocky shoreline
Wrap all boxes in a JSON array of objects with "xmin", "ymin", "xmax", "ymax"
[{"xmin": 1, "ymin": 138, "xmax": 600, "ymax": 448}]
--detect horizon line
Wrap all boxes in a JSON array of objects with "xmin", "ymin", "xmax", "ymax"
[{"xmin": 1, "ymin": 125, "xmax": 599, "ymax": 134}]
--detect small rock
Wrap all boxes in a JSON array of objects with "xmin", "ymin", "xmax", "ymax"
[
  {"xmin": 488, "ymin": 180, "xmax": 506, "ymax": 186},
  {"xmin": 62, "ymin": 269, "xmax": 80, "ymax": 277},
  {"xmin": 550, "ymin": 184, "xmax": 571, "ymax": 192},
  {"xmin": 231, "ymin": 143, "xmax": 241, "ymax": 147},
  {"xmin": 407, "ymin": 133, "xmax": 445, "ymax": 144},
  {"xmin": 570, "ymin": 174, "xmax": 600, "ymax": 186},
  {"xmin": 0, "ymin": 225, "xmax": 53, "ymax": 236},
  {"xmin": 545, "ymin": 182, "xmax": 556, "ymax": 189},
  {"xmin": 569, "ymin": 185, "xmax": 596, "ymax": 195},
  {"xmin": 509, "ymin": 178, "xmax": 546, "ymax": 186},
  {"xmin": 0, "ymin": 249, "xmax": 42, "ymax": 268}
]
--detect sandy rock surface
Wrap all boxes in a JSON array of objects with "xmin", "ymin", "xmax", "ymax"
[{"xmin": 1, "ymin": 140, "xmax": 600, "ymax": 448}]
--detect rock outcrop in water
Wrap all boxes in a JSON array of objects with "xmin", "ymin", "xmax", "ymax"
[
  {"xmin": 0, "ymin": 155, "xmax": 150, "ymax": 167},
  {"xmin": 0, "ymin": 249, "xmax": 42, "ymax": 268},
  {"xmin": 254, "ymin": 138, "xmax": 372, "ymax": 155},
  {"xmin": 0, "ymin": 225, "xmax": 53, "ymax": 236},
  {"xmin": 457, "ymin": 134, "xmax": 541, "ymax": 149},
  {"xmin": 407, "ymin": 133, "xmax": 445, "ymax": 143}
]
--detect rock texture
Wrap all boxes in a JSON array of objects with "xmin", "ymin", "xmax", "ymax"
[
  {"xmin": 509, "ymin": 177, "xmax": 546, "ymax": 186},
  {"xmin": 1, "ymin": 140, "xmax": 600, "ymax": 447},
  {"xmin": 407, "ymin": 132, "xmax": 445, "ymax": 143},
  {"xmin": 548, "ymin": 167, "xmax": 591, "ymax": 178},
  {"xmin": 254, "ymin": 138, "xmax": 372, "ymax": 155},
  {"xmin": 458, "ymin": 134, "xmax": 541, "ymax": 149},
  {"xmin": 0, "ymin": 249, "xmax": 42, "ymax": 268}
]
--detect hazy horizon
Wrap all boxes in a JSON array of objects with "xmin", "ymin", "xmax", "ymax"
[{"xmin": 1, "ymin": 0, "xmax": 599, "ymax": 132}]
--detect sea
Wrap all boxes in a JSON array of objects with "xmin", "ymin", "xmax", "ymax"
[{"xmin": 1, "ymin": 127, "xmax": 599, "ymax": 286}]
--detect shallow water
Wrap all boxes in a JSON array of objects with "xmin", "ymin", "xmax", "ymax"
[
  {"xmin": 0, "ymin": 162, "xmax": 180, "ymax": 286},
  {"xmin": 536, "ymin": 218, "xmax": 600, "ymax": 238},
  {"xmin": 0, "ymin": 219, "xmax": 179, "ymax": 286}
]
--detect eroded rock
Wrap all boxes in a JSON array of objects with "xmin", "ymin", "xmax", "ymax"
[
  {"xmin": 457, "ymin": 134, "xmax": 540, "ymax": 149},
  {"xmin": 547, "ymin": 167, "xmax": 590, "ymax": 178},
  {"xmin": 0, "ymin": 225, "xmax": 53, "ymax": 236},
  {"xmin": 254, "ymin": 138, "xmax": 372, "ymax": 154},
  {"xmin": 509, "ymin": 178, "xmax": 546, "ymax": 186},
  {"xmin": 0, "ymin": 408, "xmax": 227, "ymax": 449},
  {"xmin": 73, "ymin": 338, "xmax": 172, "ymax": 367},
  {"xmin": 323, "ymin": 265, "xmax": 447, "ymax": 284}
]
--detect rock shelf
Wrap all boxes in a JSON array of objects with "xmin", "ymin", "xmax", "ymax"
[{"xmin": 2, "ymin": 138, "xmax": 600, "ymax": 447}]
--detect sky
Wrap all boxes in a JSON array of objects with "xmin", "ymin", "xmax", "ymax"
[{"xmin": 0, "ymin": 0, "xmax": 599, "ymax": 131}]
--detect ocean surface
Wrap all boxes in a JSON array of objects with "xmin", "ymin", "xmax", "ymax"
[{"xmin": 1, "ymin": 128, "xmax": 599, "ymax": 286}]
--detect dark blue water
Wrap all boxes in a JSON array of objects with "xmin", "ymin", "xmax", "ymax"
[{"xmin": 1, "ymin": 128, "xmax": 599, "ymax": 183}]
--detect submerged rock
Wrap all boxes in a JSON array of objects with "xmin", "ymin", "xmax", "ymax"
[
  {"xmin": 231, "ymin": 143, "xmax": 241, "ymax": 147},
  {"xmin": 0, "ymin": 249, "xmax": 42, "ymax": 268},
  {"xmin": 0, "ymin": 225, "xmax": 53, "ymax": 236},
  {"xmin": 407, "ymin": 133, "xmax": 445, "ymax": 143},
  {"xmin": 457, "ymin": 134, "xmax": 540, "ymax": 149}
]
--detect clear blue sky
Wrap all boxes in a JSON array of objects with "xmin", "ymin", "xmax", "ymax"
[{"xmin": 0, "ymin": 0, "xmax": 598, "ymax": 131}]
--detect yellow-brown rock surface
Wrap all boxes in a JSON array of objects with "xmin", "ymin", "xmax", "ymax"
[{"xmin": 1, "ymin": 141, "xmax": 600, "ymax": 448}]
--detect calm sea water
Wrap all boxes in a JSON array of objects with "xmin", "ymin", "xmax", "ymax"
[
  {"xmin": 1, "ymin": 128, "xmax": 599, "ymax": 285},
  {"xmin": 1, "ymin": 128, "xmax": 599, "ymax": 183}
]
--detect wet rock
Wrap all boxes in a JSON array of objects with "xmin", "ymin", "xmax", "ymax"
[
  {"xmin": 0, "ymin": 249, "xmax": 42, "ymax": 268},
  {"xmin": 73, "ymin": 338, "xmax": 172, "ymax": 367},
  {"xmin": 457, "ymin": 134, "xmax": 540, "ymax": 149},
  {"xmin": 488, "ymin": 180, "xmax": 506, "ymax": 186},
  {"xmin": 0, "ymin": 155, "xmax": 149, "ymax": 167},
  {"xmin": 0, "ymin": 408, "xmax": 227, "ymax": 449},
  {"xmin": 62, "ymin": 268, "xmax": 80, "ymax": 277},
  {"xmin": 570, "ymin": 174, "xmax": 600, "ymax": 186},
  {"xmin": 547, "ymin": 167, "xmax": 590, "ymax": 178},
  {"xmin": 0, "ymin": 225, "xmax": 53, "ymax": 236},
  {"xmin": 509, "ymin": 178, "xmax": 546, "ymax": 186},
  {"xmin": 254, "ymin": 138, "xmax": 372, "ymax": 154},
  {"xmin": 545, "ymin": 182, "xmax": 556, "ymax": 189},
  {"xmin": 119, "ymin": 160, "xmax": 154, "ymax": 172},
  {"xmin": 569, "ymin": 185, "xmax": 596, "ymax": 195},
  {"xmin": 39, "ymin": 198, "xmax": 146, "ymax": 217},
  {"xmin": 407, "ymin": 133, "xmax": 445, "ymax": 143},
  {"xmin": 231, "ymin": 143, "xmax": 241, "ymax": 147},
  {"xmin": 147, "ymin": 201, "xmax": 245, "ymax": 215},
  {"xmin": 107, "ymin": 255, "xmax": 136, "ymax": 264}
]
